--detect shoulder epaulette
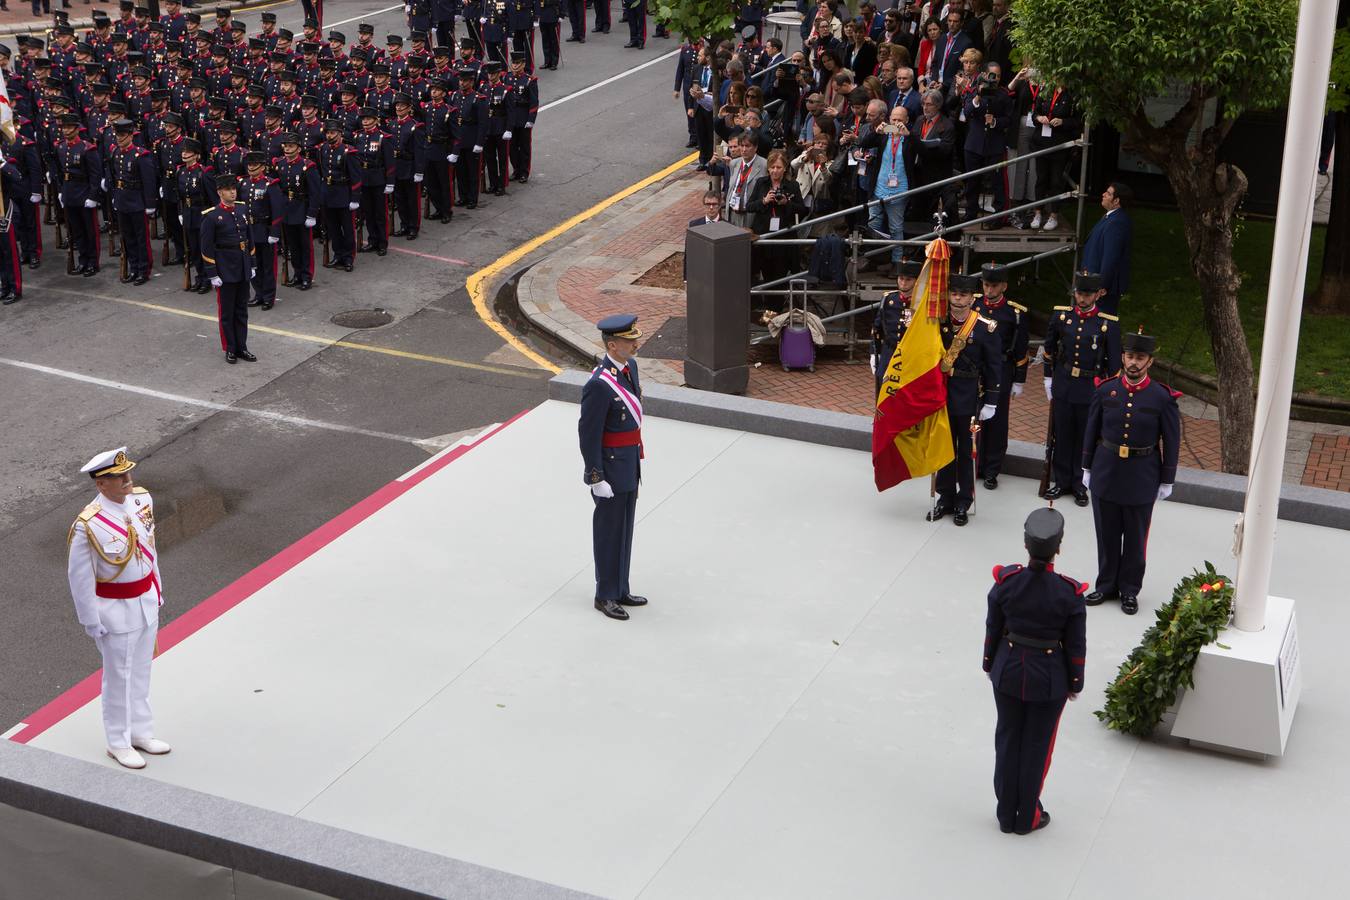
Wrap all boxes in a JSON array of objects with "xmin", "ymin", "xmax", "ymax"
[
  {"xmin": 68, "ymin": 500, "xmax": 100, "ymax": 546},
  {"xmin": 131, "ymin": 486, "xmax": 149, "ymax": 494},
  {"xmin": 1160, "ymin": 381, "xmax": 1184, "ymax": 399},
  {"xmin": 1052, "ymin": 305, "xmax": 1071, "ymax": 311},
  {"xmin": 203, "ymin": 205, "xmax": 216, "ymax": 213},
  {"xmin": 1008, "ymin": 301, "xmax": 1027, "ymax": 313},
  {"xmin": 992, "ymin": 563, "xmax": 1023, "ymax": 584},
  {"xmin": 1099, "ymin": 312, "xmax": 1119, "ymax": 321},
  {"xmin": 1058, "ymin": 573, "xmax": 1088, "ymax": 596},
  {"xmin": 1094, "ymin": 374, "xmax": 1119, "ymax": 388}
]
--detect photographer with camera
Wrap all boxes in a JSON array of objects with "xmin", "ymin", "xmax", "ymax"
[
  {"xmin": 747, "ymin": 149, "xmax": 808, "ymax": 287},
  {"xmin": 791, "ymin": 132, "xmax": 838, "ymax": 230},
  {"xmin": 962, "ymin": 61, "xmax": 1012, "ymax": 228}
]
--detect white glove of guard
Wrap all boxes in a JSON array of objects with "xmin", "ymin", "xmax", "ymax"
[
  {"xmin": 304, "ymin": 216, "xmax": 316, "ymax": 227},
  {"xmin": 1011, "ymin": 383, "xmax": 1023, "ymax": 397},
  {"xmin": 348, "ymin": 201, "xmax": 359, "ymax": 210},
  {"xmin": 383, "ymin": 184, "xmax": 394, "ymax": 194},
  {"xmin": 448, "ymin": 153, "xmax": 458, "ymax": 163},
  {"xmin": 480, "ymin": 16, "xmax": 488, "ymax": 23},
  {"xmin": 29, "ymin": 193, "xmax": 41, "ymax": 204},
  {"xmin": 1081, "ymin": 468, "xmax": 1091, "ymax": 491},
  {"xmin": 524, "ymin": 121, "xmax": 533, "ymax": 129},
  {"xmin": 178, "ymin": 214, "xmax": 184, "ymax": 224},
  {"xmin": 84, "ymin": 198, "xmax": 98, "ymax": 208},
  {"xmin": 503, "ymin": 130, "xmax": 512, "ymax": 140},
  {"xmin": 868, "ymin": 354, "xmax": 876, "ymax": 375},
  {"xmin": 101, "ymin": 178, "xmax": 107, "ymax": 191},
  {"xmin": 1158, "ymin": 483, "xmax": 1174, "ymax": 501},
  {"xmin": 84, "ymin": 623, "xmax": 108, "ymax": 640},
  {"xmin": 591, "ymin": 480, "xmax": 615, "ymax": 499},
  {"xmin": 250, "ymin": 268, "xmax": 257, "ymax": 278},
  {"xmin": 210, "ymin": 275, "xmax": 223, "ymax": 287},
  {"xmin": 147, "ymin": 209, "xmax": 157, "ymax": 217},
  {"xmin": 58, "ymin": 196, "xmax": 65, "ymax": 208},
  {"xmin": 267, "ymin": 235, "xmax": 279, "ymax": 243},
  {"xmin": 413, "ymin": 173, "xmax": 424, "ymax": 182},
  {"xmin": 472, "ymin": 144, "xmax": 483, "ymax": 153},
  {"xmin": 1043, "ymin": 377, "xmax": 1052, "ymax": 400},
  {"xmin": 159, "ymin": 186, "xmax": 164, "ymax": 198},
  {"xmin": 978, "ymin": 403, "xmax": 996, "ymax": 421}
]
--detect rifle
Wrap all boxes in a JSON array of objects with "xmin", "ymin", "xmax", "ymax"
[
  {"xmin": 53, "ymin": 199, "xmax": 65, "ymax": 251},
  {"xmin": 120, "ymin": 235, "xmax": 129, "ymax": 281},
  {"xmin": 43, "ymin": 182, "xmax": 55, "ymax": 225},
  {"xmin": 109, "ymin": 216, "xmax": 121, "ymax": 259},
  {"xmin": 322, "ymin": 225, "xmax": 331, "ymax": 268},
  {"xmin": 355, "ymin": 208, "xmax": 364, "ymax": 261},
  {"xmin": 66, "ymin": 227, "xmax": 76, "ymax": 275},
  {"xmin": 280, "ymin": 228, "xmax": 290, "ymax": 285},
  {"xmin": 387, "ymin": 192, "xmax": 396, "ymax": 235},
  {"xmin": 160, "ymin": 207, "xmax": 170, "ymax": 267}
]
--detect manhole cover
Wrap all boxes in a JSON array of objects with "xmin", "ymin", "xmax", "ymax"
[{"xmin": 331, "ymin": 309, "xmax": 393, "ymax": 328}]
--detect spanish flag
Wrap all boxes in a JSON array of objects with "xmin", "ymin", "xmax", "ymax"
[{"xmin": 872, "ymin": 239, "xmax": 954, "ymax": 492}]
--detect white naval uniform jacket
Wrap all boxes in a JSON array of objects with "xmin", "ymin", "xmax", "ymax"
[{"xmin": 66, "ymin": 488, "xmax": 163, "ymax": 634}]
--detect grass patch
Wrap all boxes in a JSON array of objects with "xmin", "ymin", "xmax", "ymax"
[{"xmin": 1008, "ymin": 206, "xmax": 1347, "ymax": 399}]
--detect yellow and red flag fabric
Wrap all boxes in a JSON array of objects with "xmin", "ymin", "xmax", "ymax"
[{"xmin": 872, "ymin": 239, "xmax": 954, "ymax": 491}]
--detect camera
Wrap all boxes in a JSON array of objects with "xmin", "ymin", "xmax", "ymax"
[{"xmin": 977, "ymin": 71, "xmax": 1000, "ymax": 95}]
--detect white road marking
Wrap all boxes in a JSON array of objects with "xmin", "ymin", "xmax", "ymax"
[
  {"xmin": 539, "ymin": 48, "xmax": 682, "ymax": 112},
  {"xmin": 1, "ymin": 723, "xmax": 27, "ymax": 741},
  {"xmin": 0, "ymin": 357, "xmax": 430, "ymax": 447}
]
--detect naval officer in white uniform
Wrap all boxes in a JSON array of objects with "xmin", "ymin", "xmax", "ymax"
[{"xmin": 66, "ymin": 447, "xmax": 172, "ymax": 769}]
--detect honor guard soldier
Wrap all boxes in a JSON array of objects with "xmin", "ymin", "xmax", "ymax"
[
  {"xmin": 504, "ymin": 51, "xmax": 537, "ymax": 182},
  {"xmin": 354, "ymin": 23, "xmax": 383, "ymax": 62},
  {"xmin": 870, "ymin": 257, "xmax": 920, "ymax": 396},
  {"xmin": 450, "ymin": 66, "xmax": 487, "ymax": 209},
  {"xmin": 481, "ymin": 61, "xmax": 510, "ymax": 195},
  {"xmin": 984, "ymin": 507, "xmax": 1086, "ymax": 835},
  {"xmin": 565, "ymin": 0, "xmax": 587, "ymax": 45},
  {"xmin": 579, "ymin": 314, "xmax": 649, "ymax": 621},
  {"xmin": 538, "ymin": 0, "xmax": 563, "ymax": 69},
  {"xmin": 109, "ymin": 119, "xmax": 158, "ymax": 285},
  {"xmin": 593, "ymin": 0, "xmax": 612, "ymax": 34},
  {"xmin": 201, "ymin": 175, "xmax": 257, "ymax": 364},
  {"xmin": 155, "ymin": 113, "xmax": 188, "ymax": 266},
  {"xmin": 68, "ymin": 447, "xmax": 172, "ymax": 770},
  {"xmin": 505, "ymin": 0, "xmax": 538, "ymax": 71},
  {"xmin": 482, "ymin": 1, "xmax": 510, "ymax": 65},
  {"xmin": 211, "ymin": 120, "xmax": 246, "ymax": 177},
  {"xmin": 456, "ymin": 36, "xmax": 484, "ymax": 83},
  {"xmin": 318, "ymin": 119, "xmax": 362, "ymax": 271},
  {"xmin": 1041, "ymin": 271, "xmax": 1121, "ymax": 506},
  {"xmin": 623, "ymin": 0, "xmax": 646, "ymax": 49},
  {"xmin": 0, "ymin": 152, "xmax": 24, "ymax": 304},
  {"xmin": 177, "ymin": 138, "xmax": 216, "ymax": 293},
  {"xmin": 367, "ymin": 64, "xmax": 398, "ymax": 124},
  {"xmin": 276, "ymin": 133, "xmax": 321, "ymax": 290},
  {"xmin": 334, "ymin": 83, "xmax": 363, "ymax": 139},
  {"xmin": 422, "ymin": 79, "xmax": 455, "ymax": 222},
  {"xmin": 55, "ymin": 112, "xmax": 105, "ymax": 277},
  {"xmin": 390, "ymin": 93, "xmax": 426, "ymax": 239},
  {"xmin": 354, "ymin": 107, "xmax": 395, "ymax": 255},
  {"xmin": 1081, "ymin": 331, "xmax": 1181, "ymax": 615},
  {"xmin": 928, "ymin": 272, "xmax": 1001, "ymax": 526},
  {"xmin": 385, "ymin": 34, "xmax": 410, "ymax": 81},
  {"xmin": 243, "ymin": 152, "xmax": 284, "ymax": 310},
  {"xmin": 976, "ymin": 262, "xmax": 1029, "ymax": 489}
]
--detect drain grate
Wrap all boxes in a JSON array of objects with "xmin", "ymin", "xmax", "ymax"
[{"xmin": 331, "ymin": 308, "xmax": 394, "ymax": 328}]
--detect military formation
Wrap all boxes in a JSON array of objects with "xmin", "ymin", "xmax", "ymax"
[{"xmin": 0, "ymin": 3, "xmax": 555, "ymax": 323}]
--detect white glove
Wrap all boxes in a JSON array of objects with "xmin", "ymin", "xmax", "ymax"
[
  {"xmin": 1081, "ymin": 468, "xmax": 1091, "ymax": 491},
  {"xmin": 590, "ymin": 480, "xmax": 615, "ymax": 499},
  {"xmin": 84, "ymin": 198, "xmax": 98, "ymax": 208},
  {"xmin": 29, "ymin": 193, "xmax": 41, "ymax": 204},
  {"xmin": 448, "ymin": 153, "xmax": 459, "ymax": 163},
  {"xmin": 159, "ymin": 186, "xmax": 164, "ymax": 198},
  {"xmin": 533, "ymin": 19, "xmax": 539, "ymax": 27},
  {"xmin": 1043, "ymin": 377, "xmax": 1052, "ymax": 400},
  {"xmin": 978, "ymin": 403, "xmax": 996, "ymax": 421},
  {"xmin": 413, "ymin": 173, "xmax": 424, "ymax": 182},
  {"xmin": 84, "ymin": 623, "xmax": 108, "ymax": 640},
  {"xmin": 100, "ymin": 178, "xmax": 107, "ymax": 191},
  {"xmin": 210, "ymin": 275, "xmax": 223, "ymax": 287},
  {"xmin": 1011, "ymin": 383, "xmax": 1023, "ymax": 397},
  {"xmin": 250, "ymin": 268, "xmax": 257, "ymax": 278},
  {"xmin": 348, "ymin": 201, "xmax": 360, "ymax": 210},
  {"xmin": 524, "ymin": 121, "xmax": 533, "ymax": 129},
  {"xmin": 503, "ymin": 130, "xmax": 512, "ymax": 140},
  {"xmin": 267, "ymin": 235, "xmax": 279, "ymax": 243},
  {"xmin": 868, "ymin": 354, "xmax": 876, "ymax": 375},
  {"xmin": 147, "ymin": 209, "xmax": 157, "ymax": 217},
  {"xmin": 472, "ymin": 145, "xmax": 483, "ymax": 153},
  {"xmin": 480, "ymin": 16, "xmax": 488, "ymax": 23},
  {"xmin": 383, "ymin": 184, "xmax": 394, "ymax": 194},
  {"xmin": 58, "ymin": 196, "xmax": 65, "ymax": 208},
  {"xmin": 304, "ymin": 216, "xmax": 317, "ymax": 227},
  {"xmin": 1158, "ymin": 483, "xmax": 1174, "ymax": 501},
  {"xmin": 178, "ymin": 214, "xmax": 184, "ymax": 224}
]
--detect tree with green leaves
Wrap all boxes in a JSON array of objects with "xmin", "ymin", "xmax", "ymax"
[
  {"xmin": 1312, "ymin": 5, "xmax": 1349, "ymax": 314},
  {"xmin": 1013, "ymin": 0, "xmax": 1298, "ymax": 474},
  {"xmin": 654, "ymin": 0, "xmax": 739, "ymax": 42}
]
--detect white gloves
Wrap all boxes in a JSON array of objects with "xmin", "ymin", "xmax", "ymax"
[
  {"xmin": 1158, "ymin": 483, "xmax": 1174, "ymax": 501},
  {"xmin": 1011, "ymin": 383, "xmax": 1023, "ymax": 397},
  {"xmin": 58, "ymin": 196, "xmax": 65, "ymax": 208},
  {"xmin": 84, "ymin": 198, "xmax": 98, "ymax": 208},
  {"xmin": 1043, "ymin": 377, "xmax": 1053, "ymax": 400},
  {"xmin": 503, "ymin": 130, "xmax": 512, "ymax": 140},
  {"xmin": 480, "ymin": 16, "xmax": 487, "ymax": 23},
  {"xmin": 101, "ymin": 178, "xmax": 107, "ymax": 191},
  {"xmin": 305, "ymin": 216, "xmax": 316, "ymax": 227},
  {"xmin": 250, "ymin": 268, "xmax": 257, "ymax": 279},
  {"xmin": 978, "ymin": 403, "xmax": 996, "ymax": 421},
  {"xmin": 413, "ymin": 173, "xmax": 424, "ymax": 182},
  {"xmin": 84, "ymin": 623, "xmax": 108, "ymax": 640},
  {"xmin": 448, "ymin": 153, "xmax": 458, "ymax": 163},
  {"xmin": 159, "ymin": 186, "xmax": 164, "ymax": 198},
  {"xmin": 267, "ymin": 235, "xmax": 279, "ymax": 243},
  {"xmin": 591, "ymin": 480, "xmax": 615, "ymax": 499},
  {"xmin": 383, "ymin": 184, "xmax": 394, "ymax": 194},
  {"xmin": 524, "ymin": 121, "xmax": 533, "ymax": 129},
  {"xmin": 29, "ymin": 193, "xmax": 41, "ymax": 204},
  {"xmin": 1081, "ymin": 469, "xmax": 1091, "ymax": 491},
  {"xmin": 472, "ymin": 145, "xmax": 483, "ymax": 153},
  {"xmin": 147, "ymin": 208, "xmax": 157, "ymax": 217},
  {"xmin": 348, "ymin": 201, "xmax": 360, "ymax": 210},
  {"xmin": 868, "ymin": 354, "xmax": 876, "ymax": 375},
  {"xmin": 210, "ymin": 275, "xmax": 223, "ymax": 287}
]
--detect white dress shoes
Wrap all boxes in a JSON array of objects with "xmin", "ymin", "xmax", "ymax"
[
  {"xmin": 107, "ymin": 747, "xmax": 147, "ymax": 769},
  {"xmin": 132, "ymin": 737, "xmax": 172, "ymax": 755}
]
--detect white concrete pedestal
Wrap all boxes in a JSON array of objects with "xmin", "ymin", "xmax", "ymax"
[{"xmin": 1170, "ymin": 595, "xmax": 1301, "ymax": 758}]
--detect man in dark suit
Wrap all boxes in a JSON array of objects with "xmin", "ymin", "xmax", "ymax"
[
  {"xmin": 578, "ymin": 314, "xmax": 648, "ymax": 621},
  {"xmin": 927, "ymin": 9, "xmax": 972, "ymax": 90},
  {"xmin": 962, "ymin": 62, "xmax": 1012, "ymax": 227},
  {"xmin": 913, "ymin": 89, "xmax": 959, "ymax": 226},
  {"xmin": 1080, "ymin": 182, "xmax": 1134, "ymax": 315},
  {"xmin": 1082, "ymin": 331, "xmax": 1181, "ymax": 615}
]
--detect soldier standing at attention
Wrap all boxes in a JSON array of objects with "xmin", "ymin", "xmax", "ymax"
[
  {"xmin": 177, "ymin": 138, "xmax": 217, "ymax": 294},
  {"xmin": 504, "ymin": 51, "xmax": 538, "ymax": 183},
  {"xmin": 354, "ymin": 107, "xmax": 395, "ymax": 256},
  {"xmin": 1041, "ymin": 271, "xmax": 1121, "ymax": 506},
  {"xmin": 449, "ymin": 66, "xmax": 487, "ymax": 209},
  {"xmin": 984, "ymin": 507, "xmax": 1086, "ymax": 834},
  {"xmin": 318, "ymin": 119, "xmax": 363, "ymax": 272},
  {"xmin": 579, "ymin": 314, "xmax": 649, "ymax": 621},
  {"xmin": 243, "ymin": 152, "xmax": 284, "ymax": 310},
  {"xmin": 108, "ymin": 119, "xmax": 159, "ymax": 286},
  {"xmin": 870, "ymin": 257, "xmax": 920, "ymax": 397},
  {"xmin": 975, "ymin": 262, "xmax": 1029, "ymax": 489},
  {"xmin": 275, "ymin": 134, "xmax": 321, "ymax": 291},
  {"xmin": 68, "ymin": 447, "xmax": 172, "ymax": 770},
  {"xmin": 1082, "ymin": 331, "xmax": 1181, "ymax": 615},
  {"xmin": 201, "ymin": 175, "xmax": 256, "ymax": 364}
]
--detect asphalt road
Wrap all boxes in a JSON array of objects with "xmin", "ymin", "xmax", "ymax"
[{"xmin": 0, "ymin": 0, "xmax": 691, "ymax": 732}]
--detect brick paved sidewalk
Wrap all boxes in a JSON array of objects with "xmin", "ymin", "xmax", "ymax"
[{"xmin": 516, "ymin": 169, "xmax": 1350, "ymax": 493}]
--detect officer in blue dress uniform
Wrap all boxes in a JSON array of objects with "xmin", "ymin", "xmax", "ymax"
[
  {"xmin": 975, "ymin": 262, "xmax": 1029, "ymax": 489},
  {"xmin": 200, "ymin": 175, "xmax": 256, "ymax": 364},
  {"xmin": 928, "ymin": 272, "xmax": 1001, "ymax": 526},
  {"xmin": 108, "ymin": 118, "xmax": 159, "ymax": 286},
  {"xmin": 870, "ymin": 257, "xmax": 920, "ymax": 396},
  {"xmin": 243, "ymin": 152, "xmax": 284, "ymax": 310},
  {"xmin": 1081, "ymin": 331, "xmax": 1181, "ymax": 615},
  {"xmin": 1041, "ymin": 271, "xmax": 1121, "ymax": 506},
  {"xmin": 984, "ymin": 507, "xmax": 1086, "ymax": 835},
  {"xmin": 578, "ymin": 314, "xmax": 649, "ymax": 621}
]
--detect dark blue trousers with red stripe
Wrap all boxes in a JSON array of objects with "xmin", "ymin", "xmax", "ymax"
[{"xmin": 992, "ymin": 690, "xmax": 1065, "ymax": 834}]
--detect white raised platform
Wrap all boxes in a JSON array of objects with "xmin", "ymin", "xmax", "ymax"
[{"xmin": 18, "ymin": 400, "xmax": 1350, "ymax": 899}]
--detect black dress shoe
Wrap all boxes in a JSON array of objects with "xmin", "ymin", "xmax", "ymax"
[
  {"xmin": 343, "ymin": 263, "xmax": 353, "ymax": 272},
  {"xmin": 953, "ymin": 508, "xmax": 969, "ymax": 526},
  {"xmin": 195, "ymin": 281, "xmax": 211, "ymax": 294},
  {"xmin": 248, "ymin": 296, "xmax": 263, "ymax": 307},
  {"xmin": 465, "ymin": 202, "xmax": 476, "ymax": 209},
  {"xmin": 225, "ymin": 352, "xmax": 237, "ymax": 364},
  {"xmin": 407, "ymin": 230, "xmax": 419, "ymax": 239},
  {"xmin": 1042, "ymin": 485, "xmax": 1065, "ymax": 500},
  {"xmin": 323, "ymin": 259, "xmax": 339, "ymax": 268},
  {"xmin": 984, "ymin": 475, "xmax": 999, "ymax": 490},
  {"xmin": 237, "ymin": 350, "xmax": 258, "ymax": 362},
  {"xmin": 391, "ymin": 228, "xmax": 409, "ymax": 237},
  {"xmin": 28, "ymin": 259, "xmax": 40, "ymax": 269},
  {"xmin": 594, "ymin": 598, "xmax": 629, "ymax": 620},
  {"xmin": 299, "ymin": 280, "xmax": 312, "ymax": 291},
  {"xmin": 624, "ymin": 41, "xmax": 639, "ymax": 48},
  {"xmin": 440, "ymin": 214, "xmax": 452, "ymax": 223},
  {"xmin": 618, "ymin": 594, "xmax": 647, "ymax": 607},
  {"xmin": 358, "ymin": 243, "xmax": 375, "ymax": 253},
  {"xmin": 565, "ymin": 35, "xmax": 579, "ymax": 42},
  {"xmin": 133, "ymin": 274, "xmax": 149, "ymax": 285},
  {"xmin": 376, "ymin": 247, "xmax": 387, "ymax": 256},
  {"xmin": 165, "ymin": 255, "xmax": 184, "ymax": 266},
  {"xmin": 1084, "ymin": 591, "xmax": 1115, "ymax": 607},
  {"xmin": 1074, "ymin": 491, "xmax": 1089, "ymax": 507},
  {"xmin": 1, "ymin": 291, "xmax": 17, "ymax": 305},
  {"xmin": 261, "ymin": 300, "xmax": 274, "ymax": 310},
  {"xmin": 1017, "ymin": 811, "xmax": 1051, "ymax": 834},
  {"xmin": 121, "ymin": 274, "xmax": 135, "ymax": 284},
  {"xmin": 283, "ymin": 276, "xmax": 300, "ymax": 286},
  {"xmin": 83, "ymin": 266, "xmax": 98, "ymax": 277},
  {"xmin": 1121, "ymin": 596, "xmax": 1139, "ymax": 615},
  {"xmin": 925, "ymin": 502, "xmax": 950, "ymax": 522}
]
